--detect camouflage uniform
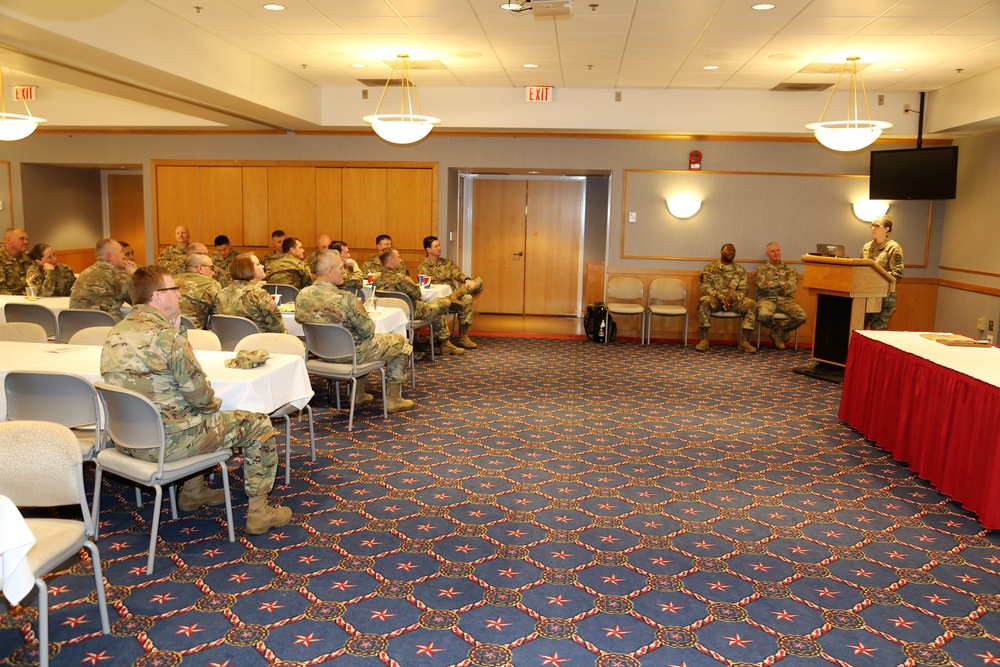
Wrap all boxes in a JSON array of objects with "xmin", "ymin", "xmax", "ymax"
[
  {"xmin": 214, "ymin": 281, "xmax": 286, "ymax": 334},
  {"xmin": 305, "ymin": 250, "xmax": 323, "ymax": 275},
  {"xmin": 698, "ymin": 260, "xmax": 757, "ymax": 330},
  {"xmin": 754, "ymin": 261, "xmax": 806, "ymax": 333},
  {"xmin": 861, "ymin": 238, "xmax": 904, "ymax": 330},
  {"xmin": 374, "ymin": 270, "xmax": 453, "ymax": 341},
  {"xmin": 261, "ymin": 251, "xmax": 283, "ymax": 274},
  {"xmin": 295, "ymin": 280, "xmax": 412, "ymax": 384},
  {"xmin": 265, "ymin": 254, "xmax": 314, "ymax": 290},
  {"xmin": 176, "ymin": 271, "xmax": 221, "ymax": 329},
  {"xmin": 100, "ymin": 304, "xmax": 280, "ymax": 498},
  {"xmin": 25, "ymin": 263, "xmax": 76, "ymax": 297},
  {"xmin": 342, "ymin": 262, "xmax": 365, "ymax": 290},
  {"xmin": 362, "ymin": 254, "xmax": 407, "ymax": 279},
  {"xmin": 0, "ymin": 247, "xmax": 29, "ymax": 295},
  {"xmin": 211, "ymin": 251, "xmax": 234, "ymax": 288},
  {"xmin": 417, "ymin": 256, "xmax": 481, "ymax": 330},
  {"xmin": 69, "ymin": 259, "xmax": 131, "ymax": 322},
  {"xmin": 157, "ymin": 244, "xmax": 188, "ymax": 275}
]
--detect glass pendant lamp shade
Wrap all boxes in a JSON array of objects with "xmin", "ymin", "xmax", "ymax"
[
  {"xmin": 363, "ymin": 55, "xmax": 440, "ymax": 145},
  {"xmin": 0, "ymin": 67, "xmax": 45, "ymax": 141},
  {"xmin": 806, "ymin": 57, "xmax": 891, "ymax": 152}
]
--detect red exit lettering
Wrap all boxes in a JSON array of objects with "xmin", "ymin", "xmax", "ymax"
[{"xmin": 525, "ymin": 86, "xmax": 552, "ymax": 102}]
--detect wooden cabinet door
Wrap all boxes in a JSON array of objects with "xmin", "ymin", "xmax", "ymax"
[
  {"xmin": 388, "ymin": 168, "xmax": 434, "ymax": 251},
  {"xmin": 343, "ymin": 168, "xmax": 387, "ymax": 249},
  {"xmin": 108, "ymin": 174, "xmax": 145, "ymax": 263},
  {"xmin": 316, "ymin": 168, "xmax": 343, "ymax": 242},
  {"xmin": 472, "ymin": 179, "xmax": 527, "ymax": 314},
  {"xmin": 267, "ymin": 167, "xmax": 316, "ymax": 243}
]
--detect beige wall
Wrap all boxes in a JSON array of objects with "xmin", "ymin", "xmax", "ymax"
[{"xmin": 20, "ymin": 164, "xmax": 103, "ymax": 250}]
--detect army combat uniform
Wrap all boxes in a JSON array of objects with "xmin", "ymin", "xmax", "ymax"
[
  {"xmin": 100, "ymin": 304, "xmax": 280, "ymax": 499},
  {"xmin": 176, "ymin": 272, "xmax": 221, "ymax": 329},
  {"xmin": 69, "ymin": 259, "xmax": 131, "ymax": 322},
  {"xmin": 698, "ymin": 260, "xmax": 757, "ymax": 331},
  {"xmin": 373, "ymin": 269, "xmax": 453, "ymax": 342},
  {"xmin": 214, "ymin": 281, "xmax": 286, "ymax": 334},
  {"xmin": 417, "ymin": 256, "xmax": 483, "ymax": 342},
  {"xmin": 0, "ymin": 247, "xmax": 30, "ymax": 295},
  {"xmin": 26, "ymin": 262, "xmax": 77, "ymax": 297},
  {"xmin": 362, "ymin": 254, "xmax": 408, "ymax": 280},
  {"xmin": 295, "ymin": 280, "xmax": 412, "ymax": 384},
  {"xmin": 157, "ymin": 244, "xmax": 188, "ymax": 275},
  {"xmin": 861, "ymin": 238, "xmax": 904, "ymax": 330},
  {"xmin": 754, "ymin": 261, "xmax": 806, "ymax": 343},
  {"xmin": 261, "ymin": 251, "xmax": 283, "ymax": 274},
  {"xmin": 211, "ymin": 251, "xmax": 235, "ymax": 288},
  {"xmin": 265, "ymin": 254, "xmax": 314, "ymax": 290}
]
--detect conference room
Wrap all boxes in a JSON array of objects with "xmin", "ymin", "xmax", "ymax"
[{"xmin": 3, "ymin": 2, "xmax": 1000, "ymax": 666}]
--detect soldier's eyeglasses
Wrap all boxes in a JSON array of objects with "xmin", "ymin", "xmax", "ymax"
[{"xmin": 870, "ymin": 223, "xmax": 884, "ymax": 229}]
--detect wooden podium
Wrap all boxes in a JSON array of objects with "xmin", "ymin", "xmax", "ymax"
[{"xmin": 801, "ymin": 256, "xmax": 894, "ymax": 367}]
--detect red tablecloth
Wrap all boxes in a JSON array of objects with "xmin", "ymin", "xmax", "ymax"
[{"xmin": 839, "ymin": 331, "xmax": 1000, "ymax": 528}]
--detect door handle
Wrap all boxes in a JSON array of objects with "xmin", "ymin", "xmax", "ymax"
[{"xmin": 513, "ymin": 251, "xmax": 523, "ymax": 257}]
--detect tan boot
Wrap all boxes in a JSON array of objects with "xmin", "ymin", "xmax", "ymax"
[
  {"xmin": 246, "ymin": 494, "xmax": 292, "ymax": 534},
  {"xmin": 385, "ymin": 382, "xmax": 415, "ymax": 413},
  {"xmin": 455, "ymin": 325, "xmax": 478, "ymax": 349},
  {"xmin": 440, "ymin": 339, "xmax": 466, "ymax": 355},
  {"xmin": 356, "ymin": 388, "xmax": 374, "ymax": 406},
  {"xmin": 770, "ymin": 329, "xmax": 785, "ymax": 350},
  {"xmin": 695, "ymin": 328, "xmax": 710, "ymax": 351},
  {"xmin": 178, "ymin": 476, "xmax": 226, "ymax": 512},
  {"xmin": 738, "ymin": 330, "xmax": 757, "ymax": 353}
]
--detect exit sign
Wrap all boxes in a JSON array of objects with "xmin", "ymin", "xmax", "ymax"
[
  {"xmin": 13, "ymin": 86, "xmax": 35, "ymax": 101},
  {"xmin": 525, "ymin": 86, "xmax": 553, "ymax": 102}
]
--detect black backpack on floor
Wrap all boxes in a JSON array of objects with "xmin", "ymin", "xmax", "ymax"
[{"xmin": 585, "ymin": 302, "xmax": 616, "ymax": 343}]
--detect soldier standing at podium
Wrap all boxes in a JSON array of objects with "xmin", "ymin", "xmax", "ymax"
[{"xmin": 860, "ymin": 214, "xmax": 904, "ymax": 330}]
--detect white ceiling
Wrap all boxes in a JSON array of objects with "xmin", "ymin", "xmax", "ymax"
[{"xmin": 2, "ymin": 0, "xmax": 1000, "ymax": 134}]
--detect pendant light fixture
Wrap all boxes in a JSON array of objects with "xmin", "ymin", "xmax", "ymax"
[
  {"xmin": 0, "ymin": 66, "xmax": 46, "ymax": 141},
  {"xmin": 362, "ymin": 55, "xmax": 440, "ymax": 145},
  {"xmin": 806, "ymin": 57, "xmax": 891, "ymax": 152}
]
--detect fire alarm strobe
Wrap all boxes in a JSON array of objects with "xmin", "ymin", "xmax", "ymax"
[{"xmin": 689, "ymin": 151, "xmax": 702, "ymax": 171}]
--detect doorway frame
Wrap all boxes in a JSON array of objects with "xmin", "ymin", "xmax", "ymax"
[{"xmin": 459, "ymin": 173, "xmax": 588, "ymax": 317}]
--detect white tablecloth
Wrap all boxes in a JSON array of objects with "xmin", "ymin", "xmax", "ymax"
[
  {"xmin": 0, "ymin": 295, "xmax": 72, "ymax": 322},
  {"xmin": 421, "ymin": 284, "xmax": 452, "ymax": 302},
  {"xmin": 281, "ymin": 306, "xmax": 409, "ymax": 338},
  {"xmin": 0, "ymin": 494, "xmax": 36, "ymax": 606},
  {"xmin": 0, "ymin": 343, "xmax": 314, "ymax": 418},
  {"xmin": 857, "ymin": 331, "xmax": 1000, "ymax": 389}
]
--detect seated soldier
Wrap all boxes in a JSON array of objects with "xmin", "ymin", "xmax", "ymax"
[
  {"xmin": 212, "ymin": 235, "xmax": 236, "ymax": 287},
  {"xmin": 296, "ymin": 250, "xmax": 415, "ymax": 413},
  {"xmin": 0, "ymin": 227, "xmax": 30, "ymax": 295},
  {"xmin": 215, "ymin": 253, "xmax": 287, "ymax": 334},
  {"xmin": 265, "ymin": 237, "xmax": 314, "ymax": 290},
  {"xmin": 418, "ymin": 235, "xmax": 484, "ymax": 350},
  {"xmin": 375, "ymin": 247, "xmax": 469, "ymax": 356},
  {"xmin": 331, "ymin": 240, "xmax": 364, "ymax": 290},
  {"xmin": 69, "ymin": 238, "xmax": 138, "ymax": 322},
  {"xmin": 306, "ymin": 235, "xmax": 332, "ymax": 274},
  {"xmin": 361, "ymin": 234, "xmax": 406, "ymax": 279},
  {"xmin": 157, "ymin": 225, "xmax": 191, "ymax": 275},
  {"xmin": 696, "ymin": 243, "xmax": 757, "ymax": 353},
  {"xmin": 25, "ymin": 243, "xmax": 76, "ymax": 297},
  {"xmin": 755, "ymin": 242, "xmax": 806, "ymax": 349},
  {"xmin": 176, "ymin": 252, "xmax": 221, "ymax": 329},
  {"xmin": 100, "ymin": 265, "xmax": 290, "ymax": 534},
  {"xmin": 261, "ymin": 230, "xmax": 286, "ymax": 273}
]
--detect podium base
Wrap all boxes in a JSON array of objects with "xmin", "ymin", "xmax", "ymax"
[{"xmin": 793, "ymin": 362, "xmax": 844, "ymax": 384}]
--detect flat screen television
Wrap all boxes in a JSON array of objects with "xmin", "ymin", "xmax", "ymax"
[{"xmin": 869, "ymin": 146, "xmax": 958, "ymax": 200}]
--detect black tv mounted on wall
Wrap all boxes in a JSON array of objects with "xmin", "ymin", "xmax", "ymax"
[{"xmin": 868, "ymin": 146, "xmax": 959, "ymax": 200}]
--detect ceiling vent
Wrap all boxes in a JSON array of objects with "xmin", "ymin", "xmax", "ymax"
[{"xmin": 771, "ymin": 82, "xmax": 834, "ymax": 92}]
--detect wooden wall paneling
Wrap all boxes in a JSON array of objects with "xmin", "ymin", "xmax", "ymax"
[
  {"xmin": 343, "ymin": 168, "xmax": 387, "ymax": 250},
  {"xmin": 315, "ymin": 168, "xmax": 343, "ymax": 245},
  {"xmin": 59, "ymin": 248, "xmax": 97, "ymax": 274},
  {"xmin": 242, "ymin": 167, "xmax": 268, "ymax": 248},
  {"xmin": 890, "ymin": 279, "xmax": 938, "ymax": 332},
  {"xmin": 107, "ymin": 173, "xmax": 145, "ymax": 263},
  {"xmin": 267, "ymin": 167, "xmax": 316, "ymax": 244},
  {"xmin": 200, "ymin": 167, "xmax": 244, "ymax": 246},
  {"xmin": 584, "ymin": 260, "xmax": 605, "ymax": 308},
  {"xmin": 387, "ymin": 168, "xmax": 434, "ymax": 251},
  {"xmin": 155, "ymin": 165, "xmax": 200, "ymax": 246}
]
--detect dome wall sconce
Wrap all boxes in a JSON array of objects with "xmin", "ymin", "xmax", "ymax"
[
  {"xmin": 666, "ymin": 194, "xmax": 702, "ymax": 219},
  {"xmin": 852, "ymin": 199, "xmax": 890, "ymax": 223}
]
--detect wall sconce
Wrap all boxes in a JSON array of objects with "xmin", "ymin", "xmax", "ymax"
[
  {"xmin": 852, "ymin": 199, "xmax": 889, "ymax": 223},
  {"xmin": 666, "ymin": 194, "xmax": 702, "ymax": 219}
]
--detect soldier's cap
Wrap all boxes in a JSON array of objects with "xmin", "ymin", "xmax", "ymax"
[{"xmin": 225, "ymin": 349, "xmax": 270, "ymax": 369}]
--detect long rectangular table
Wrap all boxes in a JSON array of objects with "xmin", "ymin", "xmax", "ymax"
[
  {"xmin": 0, "ymin": 295, "xmax": 72, "ymax": 322},
  {"xmin": 839, "ymin": 330, "xmax": 1000, "ymax": 528},
  {"xmin": 0, "ymin": 342, "xmax": 314, "ymax": 418},
  {"xmin": 281, "ymin": 305, "xmax": 408, "ymax": 338}
]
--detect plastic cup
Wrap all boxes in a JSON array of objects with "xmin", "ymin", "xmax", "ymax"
[
  {"xmin": 366, "ymin": 272, "xmax": 375, "ymax": 285},
  {"xmin": 419, "ymin": 275, "xmax": 431, "ymax": 288},
  {"xmin": 26, "ymin": 285, "xmax": 37, "ymax": 301}
]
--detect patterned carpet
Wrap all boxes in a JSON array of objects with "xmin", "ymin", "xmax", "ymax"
[{"xmin": 3, "ymin": 336, "xmax": 1000, "ymax": 667}]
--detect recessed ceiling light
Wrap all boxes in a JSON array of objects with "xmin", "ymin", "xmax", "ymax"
[
  {"xmin": 263, "ymin": 3, "xmax": 285, "ymax": 10},
  {"xmin": 523, "ymin": 63, "xmax": 539, "ymax": 68},
  {"xmin": 751, "ymin": 3, "xmax": 775, "ymax": 9},
  {"xmin": 703, "ymin": 65, "xmax": 720, "ymax": 70},
  {"xmin": 887, "ymin": 67, "xmax": 905, "ymax": 72},
  {"xmin": 351, "ymin": 63, "xmax": 366, "ymax": 68}
]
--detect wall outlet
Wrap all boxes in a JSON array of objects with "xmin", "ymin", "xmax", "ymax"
[
  {"xmin": 628, "ymin": 211, "xmax": 637, "ymax": 222},
  {"xmin": 977, "ymin": 316, "xmax": 988, "ymax": 330}
]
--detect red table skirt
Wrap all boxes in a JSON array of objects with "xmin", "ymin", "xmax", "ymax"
[{"xmin": 839, "ymin": 332, "xmax": 1000, "ymax": 529}]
